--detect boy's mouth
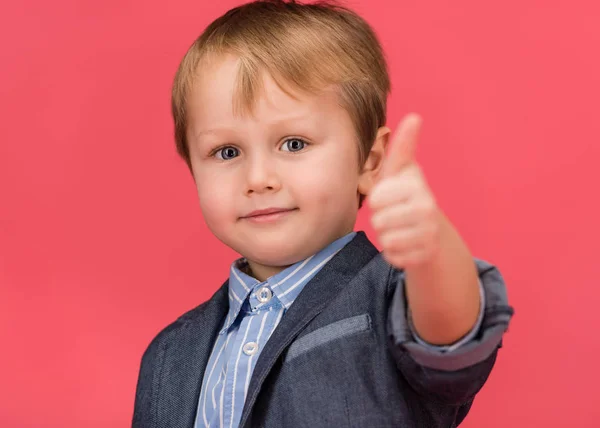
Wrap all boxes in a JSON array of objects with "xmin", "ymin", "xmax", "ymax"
[{"xmin": 241, "ymin": 207, "xmax": 298, "ymax": 223}]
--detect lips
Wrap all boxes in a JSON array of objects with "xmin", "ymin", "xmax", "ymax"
[{"xmin": 242, "ymin": 207, "xmax": 296, "ymax": 218}]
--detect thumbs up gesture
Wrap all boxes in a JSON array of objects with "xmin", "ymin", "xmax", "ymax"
[{"xmin": 368, "ymin": 114, "xmax": 442, "ymax": 270}]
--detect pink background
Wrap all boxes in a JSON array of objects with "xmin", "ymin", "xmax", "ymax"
[{"xmin": 1, "ymin": 0, "xmax": 599, "ymax": 426}]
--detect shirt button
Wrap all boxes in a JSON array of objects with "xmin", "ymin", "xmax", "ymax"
[
  {"xmin": 256, "ymin": 286, "xmax": 273, "ymax": 303},
  {"xmin": 243, "ymin": 341, "xmax": 259, "ymax": 356}
]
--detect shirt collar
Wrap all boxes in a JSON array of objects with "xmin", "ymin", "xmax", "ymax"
[{"xmin": 220, "ymin": 231, "xmax": 357, "ymax": 334}]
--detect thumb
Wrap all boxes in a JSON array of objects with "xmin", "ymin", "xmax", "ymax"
[{"xmin": 381, "ymin": 113, "xmax": 422, "ymax": 178}]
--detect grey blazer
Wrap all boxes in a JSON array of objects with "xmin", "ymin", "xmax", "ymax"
[{"xmin": 132, "ymin": 232, "xmax": 513, "ymax": 427}]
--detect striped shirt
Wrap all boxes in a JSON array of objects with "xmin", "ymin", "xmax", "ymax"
[{"xmin": 194, "ymin": 232, "xmax": 357, "ymax": 428}]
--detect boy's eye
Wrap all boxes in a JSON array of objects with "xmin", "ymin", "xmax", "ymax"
[
  {"xmin": 281, "ymin": 138, "xmax": 307, "ymax": 152},
  {"xmin": 215, "ymin": 146, "xmax": 239, "ymax": 160}
]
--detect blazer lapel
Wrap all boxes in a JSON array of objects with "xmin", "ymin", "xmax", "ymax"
[
  {"xmin": 156, "ymin": 281, "xmax": 229, "ymax": 428},
  {"xmin": 239, "ymin": 232, "xmax": 379, "ymax": 428}
]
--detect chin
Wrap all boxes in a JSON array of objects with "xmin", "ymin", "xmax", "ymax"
[{"xmin": 242, "ymin": 245, "xmax": 305, "ymax": 267}]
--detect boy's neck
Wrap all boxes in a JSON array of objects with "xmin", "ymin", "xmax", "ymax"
[{"xmin": 244, "ymin": 260, "xmax": 291, "ymax": 283}]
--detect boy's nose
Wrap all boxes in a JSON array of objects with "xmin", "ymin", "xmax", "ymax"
[{"xmin": 244, "ymin": 156, "xmax": 281, "ymax": 195}]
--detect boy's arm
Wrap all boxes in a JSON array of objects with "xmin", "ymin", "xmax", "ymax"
[
  {"xmin": 369, "ymin": 114, "xmax": 513, "ymax": 403},
  {"xmin": 384, "ymin": 200, "xmax": 512, "ymax": 406},
  {"xmin": 387, "ymin": 256, "xmax": 513, "ymax": 404},
  {"xmin": 403, "ymin": 211, "xmax": 481, "ymax": 345},
  {"xmin": 132, "ymin": 335, "xmax": 163, "ymax": 428},
  {"xmin": 132, "ymin": 324, "xmax": 178, "ymax": 428}
]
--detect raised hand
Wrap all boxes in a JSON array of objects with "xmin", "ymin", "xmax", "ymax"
[{"xmin": 368, "ymin": 114, "xmax": 442, "ymax": 269}]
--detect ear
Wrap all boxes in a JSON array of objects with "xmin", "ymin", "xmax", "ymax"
[{"xmin": 357, "ymin": 126, "xmax": 391, "ymax": 196}]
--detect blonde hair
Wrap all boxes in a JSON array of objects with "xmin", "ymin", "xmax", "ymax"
[{"xmin": 171, "ymin": 0, "xmax": 390, "ymax": 205}]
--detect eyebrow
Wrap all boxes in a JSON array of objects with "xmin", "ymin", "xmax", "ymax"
[
  {"xmin": 195, "ymin": 127, "xmax": 234, "ymax": 139},
  {"xmin": 194, "ymin": 113, "xmax": 314, "ymax": 140}
]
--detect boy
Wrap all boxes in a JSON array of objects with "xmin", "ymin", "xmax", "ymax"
[{"xmin": 132, "ymin": 1, "xmax": 513, "ymax": 427}]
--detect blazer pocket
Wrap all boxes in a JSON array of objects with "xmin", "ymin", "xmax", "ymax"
[{"xmin": 286, "ymin": 313, "xmax": 372, "ymax": 362}]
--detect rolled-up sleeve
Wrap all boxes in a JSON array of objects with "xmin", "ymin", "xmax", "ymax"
[{"xmin": 387, "ymin": 258, "xmax": 514, "ymax": 403}]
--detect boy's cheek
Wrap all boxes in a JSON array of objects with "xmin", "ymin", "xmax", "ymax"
[
  {"xmin": 196, "ymin": 187, "xmax": 234, "ymax": 226},
  {"xmin": 293, "ymin": 175, "xmax": 354, "ymax": 208}
]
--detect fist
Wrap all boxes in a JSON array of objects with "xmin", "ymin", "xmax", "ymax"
[{"xmin": 368, "ymin": 114, "xmax": 442, "ymax": 269}]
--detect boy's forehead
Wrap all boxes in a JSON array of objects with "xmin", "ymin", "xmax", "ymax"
[{"xmin": 189, "ymin": 54, "xmax": 341, "ymax": 126}]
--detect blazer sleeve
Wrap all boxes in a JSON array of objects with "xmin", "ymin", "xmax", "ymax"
[
  {"xmin": 131, "ymin": 326, "xmax": 174, "ymax": 428},
  {"xmin": 386, "ymin": 258, "xmax": 514, "ymax": 405}
]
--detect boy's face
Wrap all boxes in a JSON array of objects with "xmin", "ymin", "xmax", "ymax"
[{"xmin": 186, "ymin": 54, "xmax": 383, "ymax": 279}]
